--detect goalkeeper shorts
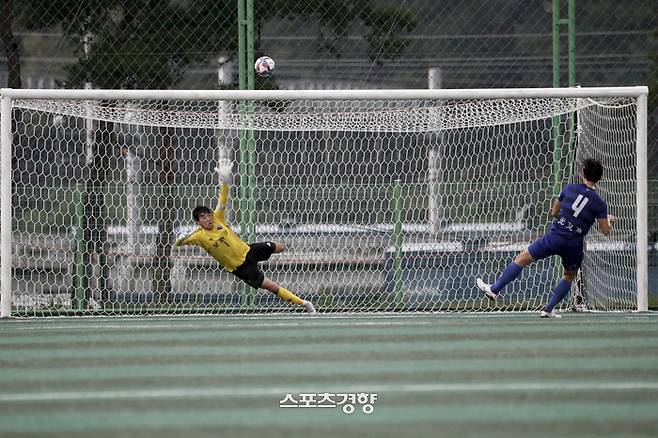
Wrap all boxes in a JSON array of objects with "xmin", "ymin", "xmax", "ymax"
[{"xmin": 231, "ymin": 242, "xmax": 276, "ymax": 289}]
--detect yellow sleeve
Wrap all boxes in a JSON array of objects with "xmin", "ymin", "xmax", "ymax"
[
  {"xmin": 175, "ymin": 229, "xmax": 196, "ymax": 246},
  {"xmin": 214, "ymin": 182, "xmax": 230, "ymax": 224}
]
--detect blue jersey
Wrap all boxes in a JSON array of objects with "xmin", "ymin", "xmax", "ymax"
[{"xmin": 550, "ymin": 183, "xmax": 608, "ymax": 239}]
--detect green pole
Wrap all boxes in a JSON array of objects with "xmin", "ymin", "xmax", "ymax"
[
  {"xmin": 568, "ymin": 0, "xmax": 576, "ymax": 87},
  {"xmin": 237, "ymin": 0, "xmax": 246, "ymax": 91},
  {"xmin": 566, "ymin": 0, "xmax": 576, "ymax": 166},
  {"xmin": 551, "ymin": 0, "xmax": 563, "ymax": 199},
  {"xmin": 246, "ymin": 0, "xmax": 256, "ymax": 246},
  {"xmin": 393, "ymin": 180, "xmax": 404, "ymax": 307},
  {"xmin": 246, "ymin": 0, "xmax": 255, "ymax": 92},
  {"xmin": 237, "ymin": 0, "xmax": 248, "ymax": 306},
  {"xmin": 551, "ymin": 0, "xmax": 565, "ymax": 287},
  {"xmin": 237, "ymin": 0, "xmax": 256, "ymax": 307},
  {"xmin": 73, "ymin": 183, "xmax": 87, "ymax": 310},
  {"xmin": 552, "ymin": 0, "xmax": 560, "ymax": 90}
]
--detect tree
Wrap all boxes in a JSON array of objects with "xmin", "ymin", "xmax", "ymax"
[
  {"xmin": 14, "ymin": 1, "xmax": 237, "ymax": 306},
  {"xmin": 254, "ymin": 0, "xmax": 417, "ymax": 64},
  {"xmin": 1, "ymin": 0, "xmax": 22, "ymax": 88},
  {"xmin": 14, "ymin": 0, "xmax": 417, "ymax": 308}
]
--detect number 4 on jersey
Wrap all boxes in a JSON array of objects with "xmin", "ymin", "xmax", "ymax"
[{"xmin": 572, "ymin": 194, "xmax": 589, "ymax": 217}]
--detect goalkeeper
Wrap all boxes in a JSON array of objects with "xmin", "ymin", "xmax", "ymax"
[{"xmin": 175, "ymin": 161, "xmax": 316, "ymax": 314}]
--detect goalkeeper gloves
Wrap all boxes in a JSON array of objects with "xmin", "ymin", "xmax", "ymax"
[{"xmin": 214, "ymin": 159, "xmax": 233, "ymax": 183}]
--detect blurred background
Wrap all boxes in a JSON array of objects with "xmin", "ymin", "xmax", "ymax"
[{"xmin": 1, "ymin": 0, "xmax": 657, "ymax": 307}]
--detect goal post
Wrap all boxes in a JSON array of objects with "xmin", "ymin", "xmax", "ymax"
[
  {"xmin": 636, "ymin": 92, "xmax": 649, "ymax": 312},
  {"xmin": 0, "ymin": 86, "xmax": 649, "ymax": 317},
  {"xmin": 1, "ymin": 94, "xmax": 12, "ymax": 318}
]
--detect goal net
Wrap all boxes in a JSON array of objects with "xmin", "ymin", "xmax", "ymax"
[{"xmin": 0, "ymin": 88, "xmax": 648, "ymax": 316}]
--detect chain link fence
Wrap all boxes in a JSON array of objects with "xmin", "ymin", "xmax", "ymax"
[
  {"xmin": 2, "ymin": 1, "xmax": 655, "ymax": 160},
  {"xmin": 1, "ymin": 0, "xmax": 657, "ymax": 302}
]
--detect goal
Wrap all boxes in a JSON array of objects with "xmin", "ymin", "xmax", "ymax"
[{"xmin": 0, "ymin": 87, "xmax": 648, "ymax": 316}]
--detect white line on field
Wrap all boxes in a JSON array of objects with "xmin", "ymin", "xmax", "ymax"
[
  {"xmin": 0, "ymin": 320, "xmax": 441, "ymax": 331},
  {"xmin": 2, "ymin": 382, "xmax": 658, "ymax": 402},
  {"xmin": 1, "ymin": 312, "xmax": 656, "ymax": 332}
]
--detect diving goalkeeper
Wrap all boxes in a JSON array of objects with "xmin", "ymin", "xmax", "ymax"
[{"xmin": 175, "ymin": 161, "xmax": 316, "ymax": 314}]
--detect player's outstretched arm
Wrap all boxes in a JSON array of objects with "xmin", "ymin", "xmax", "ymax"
[
  {"xmin": 175, "ymin": 228, "xmax": 195, "ymax": 246},
  {"xmin": 213, "ymin": 160, "xmax": 233, "ymax": 219}
]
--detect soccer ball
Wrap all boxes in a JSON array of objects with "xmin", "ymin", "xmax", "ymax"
[{"xmin": 255, "ymin": 56, "xmax": 275, "ymax": 78}]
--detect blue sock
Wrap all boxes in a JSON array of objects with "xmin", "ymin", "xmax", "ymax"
[
  {"xmin": 543, "ymin": 279, "xmax": 572, "ymax": 312},
  {"xmin": 491, "ymin": 262, "xmax": 524, "ymax": 294}
]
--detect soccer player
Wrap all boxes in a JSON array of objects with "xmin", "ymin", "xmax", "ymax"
[
  {"xmin": 476, "ymin": 158, "xmax": 617, "ymax": 318},
  {"xmin": 175, "ymin": 161, "xmax": 316, "ymax": 314}
]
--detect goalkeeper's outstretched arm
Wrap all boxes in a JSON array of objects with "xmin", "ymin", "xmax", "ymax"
[
  {"xmin": 213, "ymin": 160, "xmax": 233, "ymax": 223},
  {"xmin": 174, "ymin": 162, "xmax": 233, "ymax": 247},
  {"xmin": 175, "ymin": 228, "xmax": 195, "ymax": 246}
]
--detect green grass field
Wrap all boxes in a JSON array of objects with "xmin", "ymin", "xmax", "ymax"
[{"xmin": 1, "ymin": 313, "xmax": 657, "ymax": 438}]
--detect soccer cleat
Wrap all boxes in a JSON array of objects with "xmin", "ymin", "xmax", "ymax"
[
  {"xmin": 476, "ymin": 278, "xmax": 498, "ymax": 300},
  {"xmin": 540, "ymin": 310, "xmax": 562, "ymax": 318},
  {"xmin": 303, "ymin": 301, "xmax": 317, "ymax": 315}
]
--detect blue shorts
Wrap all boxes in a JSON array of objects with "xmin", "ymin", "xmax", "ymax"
[{"xmin": 528, "ymin": 232, "xmax": 584, "ymax": 271}]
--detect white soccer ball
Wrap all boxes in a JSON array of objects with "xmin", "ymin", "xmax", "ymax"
[{"xmin": 255, "ymin": 56, "xmax": 275, "ymax": 78}]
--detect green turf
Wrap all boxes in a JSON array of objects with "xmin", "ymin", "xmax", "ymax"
[{"xmin": 1, "ymin": 313, "xmax": 657, "ymax": 438}]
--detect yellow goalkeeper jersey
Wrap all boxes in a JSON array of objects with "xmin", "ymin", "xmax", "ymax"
[{"xmin": 175, "ymin": 183, "xmax": 250, "ymax": 272}]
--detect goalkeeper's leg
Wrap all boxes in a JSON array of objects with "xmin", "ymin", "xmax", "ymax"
[{"xmin": 262, "ymin": 278, "xmax": 316, "ymax": 314}]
